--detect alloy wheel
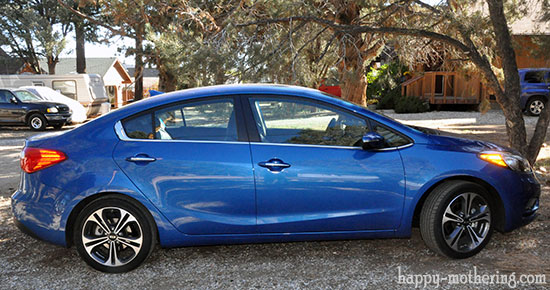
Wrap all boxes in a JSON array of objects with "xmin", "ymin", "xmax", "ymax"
[
  {"xmin": 441, "ymin": 192, "xmax": 491, "ymax": 253},
  {"xmin": 81, "ymin": 207, "xmax": 143, "ymax": 267},
  {"xmin": 529, "ymin": 100, "xmax": 544, "ymax": 115}
]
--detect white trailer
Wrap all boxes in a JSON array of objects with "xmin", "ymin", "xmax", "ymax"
[{"xmin": 0, "ymin": 74, "xmax": 110, "ymax": 116}]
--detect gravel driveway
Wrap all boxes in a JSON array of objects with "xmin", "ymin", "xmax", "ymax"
[{"xmin": 0, "ymin": 112, "xmax": 549, "ymax": 289}]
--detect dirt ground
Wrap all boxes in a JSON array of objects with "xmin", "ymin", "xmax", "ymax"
[{"xmin": 0, "ymin": 111, "xmax": 549, "ymax": 289}]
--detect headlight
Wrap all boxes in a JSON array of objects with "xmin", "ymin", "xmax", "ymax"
[
  {"xmin": 46, "ymin": 107, "xmax": 58, "ymax": 113},
  {"xmin": 479, "ymin": 152, "xmax": 532, "ymax": 173}
]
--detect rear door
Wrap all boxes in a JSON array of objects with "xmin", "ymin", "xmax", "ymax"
[{"xmin": 113, "ymin": 96, "xmax": 257, "ymax": 235}]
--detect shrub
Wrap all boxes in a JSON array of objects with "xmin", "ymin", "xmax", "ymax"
[
  {"xmin": 394, "ymin": 95, "xmax": 430, "ymax": 113},
  {"xmin": 376, "ymin": 87, "xmax": 401, "ymax": 109}
]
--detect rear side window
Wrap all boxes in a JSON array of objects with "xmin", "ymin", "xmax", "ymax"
[
  {"xmin": 122, "ymin": 98, "xmax": 238, "ymax": 141},
  {"xmin": 524, "ymin": 71, "xmax": 548, "ymax": 84}
]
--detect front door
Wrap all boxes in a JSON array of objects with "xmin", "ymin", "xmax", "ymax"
[
  {"xmin": 245, "ymin": 96, "xmax": 407, "ymax": 233},
  {"xmin": 0, "ymin": 90, "xmax": 25, "ymax": 123},
  {"xmin": 113, "ymin": 96, "xmax": 257, "ymax": 235}
]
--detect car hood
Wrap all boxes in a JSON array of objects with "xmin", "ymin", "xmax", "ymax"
[
  {"xmin": 26, "ymin": 101, "xmax": 67, "ymax": 108},
  {"xmin": 424, "ymin": 132, "xmax": 518, "ymax": 155}
]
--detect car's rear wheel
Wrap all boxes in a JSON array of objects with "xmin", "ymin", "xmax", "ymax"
[
  {"xmin": 526, "ymin": 96, "xmax": 545, "ymax": 116},
  {"xmin": 28, "ymin": 114, "xmax": 47, "ymax": 131},
  {"xmin": 420, "ymin": 181, "xmax": 493, "ymax": 258},
  {"xmin": 73, "ymin": 196, "xmax": 155, "ymax": 273}
]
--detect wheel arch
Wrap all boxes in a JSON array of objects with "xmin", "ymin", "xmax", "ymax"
[
  {"xmin": 524, "ymin": 94, "xmax": 548, "ymax": 109},
  {"xmin": 411, "ymin": 175, "xmax": 506, "ymax": 232},
  {"xmin": 25, "ymin": 110, "xmax": 44, "ymax": 124},
  {"xmin": 65, "ymin": 192, "xmax": 160, "ymax": 247}
]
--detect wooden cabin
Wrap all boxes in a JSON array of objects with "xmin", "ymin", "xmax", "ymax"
[{"xmin": 402, "ymin": 6, "xmax": 550, "ymax": 105}]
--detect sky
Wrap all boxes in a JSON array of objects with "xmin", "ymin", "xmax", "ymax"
[{"xmin": 61, "ymin": 32, "xmax": 136, "ymax": 66}]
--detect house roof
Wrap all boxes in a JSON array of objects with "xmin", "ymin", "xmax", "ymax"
[
  {"xmin": 38, "ymin": 57, "xmax": 132, "ymax": 83},
  {"xmin": 126, "ymin": 67, "xmax": 160, "ymax": 78}
]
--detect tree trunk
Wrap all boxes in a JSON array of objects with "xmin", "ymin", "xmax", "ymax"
[
  {"xmin": 340, "ymin": 66, "xmax": 367, "ymax": 106},
  {"xmin": 47, "ymin": 55, "xmax": 57, "ymax": 74},
  {"xmin": 158, "ymin": 66, "xmax": 177, "ymax": 92},
  {"xmin": 75, "ymin": 20, "xmax": 86, "ymax": 74},
  {"xmin": 134, "ymin": 32, "xmax": 144, "ymax": 100},
  {"xmin": 485, "ymin": 0, "xmax": 549, "ymax": 164}
]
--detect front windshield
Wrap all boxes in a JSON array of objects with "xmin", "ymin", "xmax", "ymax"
[{"xmin": 14, "ymin": 90, "xmax": 41, "ymax": 102}]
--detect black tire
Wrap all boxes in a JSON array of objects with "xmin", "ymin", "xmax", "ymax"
[
  {"xmin": 28, "ymin": 113, "xmax": 47, "ymax": 131},
  {"xmin": 73, "ymin": 195, "xmax": 156, "ymax": 273},
  {"xmin": 525, "ymin": 96, "xmax": 545, "ymax": 116},
  {"xmin": 420, "ymin": 181, "xmax": 494, "ymax": 259}
]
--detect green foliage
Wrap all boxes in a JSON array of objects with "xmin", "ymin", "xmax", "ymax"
[
  {"xmin": 394, "ymin": 95, "xmax": 429, "ymax": 114},
  {"xmin": 366, "ymin": 61, "xmax": 408, "ymax": 107},
  {"xmin": 375, "ymin": 87, "xmax": 401, "ymax": 109}
]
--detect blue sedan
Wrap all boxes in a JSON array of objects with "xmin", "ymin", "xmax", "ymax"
[{"xmin": 12, "ymin": 85, "xmax": 540, "ymax": 272}]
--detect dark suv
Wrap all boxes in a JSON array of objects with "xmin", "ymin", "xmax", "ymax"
[
  {"xmin": 0, "ymin": 88, "xmax": 71, "ymax": 130},
  {"xmin": 520, "ymin": 68, "xmax": 550, "ymax": 116}
]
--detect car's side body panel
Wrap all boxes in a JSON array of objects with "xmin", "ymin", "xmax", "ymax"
[
  {"xmin": 519, "ymin": 69, "xmax": 550, "ymax": 109},
  {"xmin": 250, "ymin": 143, "xmax": 406, "ymax": 233},
  {"xmin": 395, "ymin": 144, "xmax": 540, "ymax": 237},
  {"xmin": 113, "ymin": 140, "xmax": 257, "ymax": 235}
]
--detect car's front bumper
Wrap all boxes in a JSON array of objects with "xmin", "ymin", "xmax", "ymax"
[
  {"xmin": 44, "ymin": 113, "xmax": 72, "ymax": 124},
  {"xmin": 502, "ymin": 172, "xmax": 540, "ymax": 232}
]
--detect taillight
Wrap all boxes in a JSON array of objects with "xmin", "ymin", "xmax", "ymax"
[{"xmin": 20, "ymin": 147, "xmax": 67, "ymax": 173}]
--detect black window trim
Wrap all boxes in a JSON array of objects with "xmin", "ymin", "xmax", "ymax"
[
  {"xmin": 118, "ymin": 95, "xmax": 248, "ymax": 143},
  {"xmin": 242, "ymin": 94, "xmax": 413, "ymax": 150}
]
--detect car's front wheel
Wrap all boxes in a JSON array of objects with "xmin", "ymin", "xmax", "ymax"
[
  {"xmin": 73, "ymin": 196, "xmax": 156, "ymax": 273},
  {"xmin": 420, "ymin": 181, "xmax": 493, "ymax": 258},
  {"xmin": 28, "ymin": 114, "xmax": 47, "ymax": 131}
]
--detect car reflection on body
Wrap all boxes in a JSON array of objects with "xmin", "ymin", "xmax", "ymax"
[{"xmin": 12, "ymin": 84, "xmax": 540, "ymax": 272}]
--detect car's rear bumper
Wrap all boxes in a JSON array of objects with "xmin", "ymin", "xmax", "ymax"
[{"xmin": 11, "ymin": 184, "xmax": 69, "ymax": 247}]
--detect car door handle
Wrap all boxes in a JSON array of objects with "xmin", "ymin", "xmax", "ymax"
[
  {"xmin": 258, "ymin": 158, "xmax": 291, "ymax": 171},
  {"xmin": 126, "ymin": 156, "xmax": 156, "ymax": 163}
]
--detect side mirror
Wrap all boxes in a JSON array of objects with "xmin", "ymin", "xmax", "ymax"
[
  {"xmin": 361, "ymin": 132, "xmax": 385, "ymax": 150},
  {"xmin": 10, "ymin": 97, "xmax": 18, "ymax": 104}
]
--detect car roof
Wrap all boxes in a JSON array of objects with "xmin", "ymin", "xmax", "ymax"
[
  {"xmin": 519, "ymin": 68, "xmax": 550, "ymax": 72},
  {"xmin": 112, "ymin": 84, "xmax": 360, "ymax": 118}
]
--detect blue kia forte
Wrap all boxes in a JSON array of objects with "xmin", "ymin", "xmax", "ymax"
[{"xmin": 12, "ymin": 84, "xmax": 540, "ymax": 272}]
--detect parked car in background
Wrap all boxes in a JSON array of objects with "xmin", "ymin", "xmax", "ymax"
[
  {"xmin": 0, "ymin": 74, "xmax": 110, "ymax": 117},
  {"xmin": 12, "ymin": 85, "xmax": 539, "ymax": 272},
  {"xmin": 0, "ymin": 88, "xmax": 71, "ymax": 130},
  {"xmin": 22, "ymin": 86, "xmax": 87, "ymax": 123},
  {"xmin": 520, "ymin": 68, "xmax": 550, "ymax": 116}
]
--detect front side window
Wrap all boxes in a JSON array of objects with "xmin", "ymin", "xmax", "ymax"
[
  {"xmin": 0, "ymin": 90, "xmax": 12, "ymax": 103},
  {"xmin": 370, "ymin": 121, "xmax": 411, "ymax": 147},
  {"xmin": 122, "ymin": 98, "xmax": 238, "ymax": 141},
  {"xmin": 249, "ymin": 97, "xmax": 368, "ymax": 147},
  {"xmin": 52, "ymin": 80, "xmax": 77, "ymax": 100}
]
